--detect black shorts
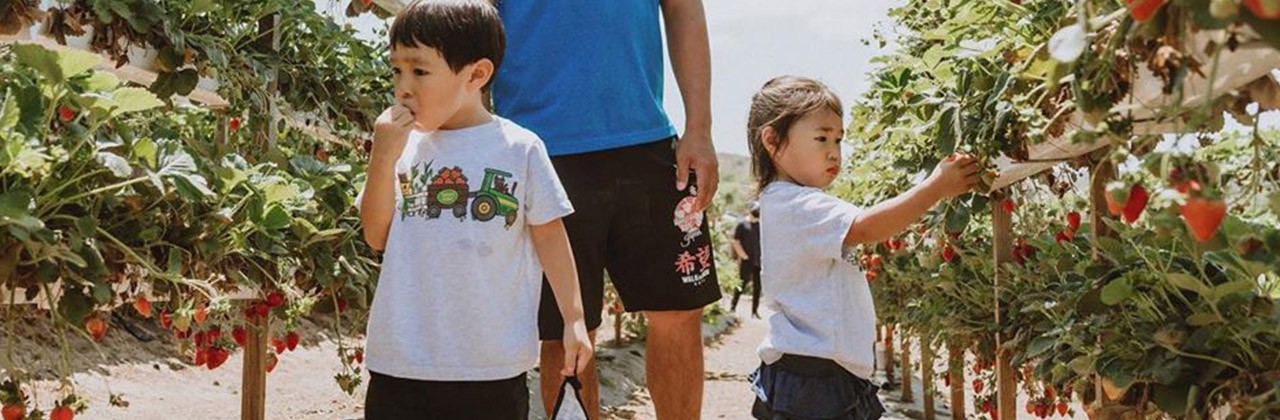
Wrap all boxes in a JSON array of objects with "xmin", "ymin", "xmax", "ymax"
[
  {"xmin": 364, "ymin": 371, "xmax": 529, "ymax": 420},
  {"xmin": 538, "ymin": 138, "xmax": 721, "ymax": 339}
]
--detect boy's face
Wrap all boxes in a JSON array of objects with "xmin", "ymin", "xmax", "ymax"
[
  {"xmin": 768, "ymin": 109, "xmax": 844, "ymax": 189},
  {"xmin": 389, "ymin": 45, "xmax": 479, "ymax": 131}
]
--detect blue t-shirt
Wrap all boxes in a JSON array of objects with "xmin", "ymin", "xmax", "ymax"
[{"xmin": 493, "ymin": 1, "xmax": 677, "ymax": 157}]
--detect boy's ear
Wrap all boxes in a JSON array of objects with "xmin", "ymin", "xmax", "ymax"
[{"xmin": 466, "ymin": 59, "xmax": 495, "ymax": 92}]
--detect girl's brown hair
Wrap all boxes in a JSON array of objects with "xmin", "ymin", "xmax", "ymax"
[{"xmin": 746, "ymin": 76, "xmax": 844, "ymax": 192}]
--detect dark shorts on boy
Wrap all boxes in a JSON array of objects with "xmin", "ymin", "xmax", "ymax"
[
  {"xmin": 365, "ymin": 371, "xmax": 529, "ymax": 420},
  {"xmin": 538, "ymin": 138, "xmax": 722, "ymax": 339}
]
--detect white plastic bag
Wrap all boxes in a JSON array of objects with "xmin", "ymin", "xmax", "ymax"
[{"xmin": 550, "ymin": 376, "xmax": 588, "ymax": 420}]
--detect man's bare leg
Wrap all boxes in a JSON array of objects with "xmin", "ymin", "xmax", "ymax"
[
  {"xmin": 645, "ymin": 309, "xmax": 704, "ymax": 420},
  {"xmin": 540, "ymin": 331, "xmax": 599, "ymax": 419}
]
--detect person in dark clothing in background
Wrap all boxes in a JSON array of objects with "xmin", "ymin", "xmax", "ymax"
[{"xmin": 732, "ymin": 201, "xmax": 762, "ymax": 318}]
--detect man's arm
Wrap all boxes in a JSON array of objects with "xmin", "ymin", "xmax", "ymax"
[{"xmin": 662, "ymin": 0, "xmax": 718, "ymax": 213}]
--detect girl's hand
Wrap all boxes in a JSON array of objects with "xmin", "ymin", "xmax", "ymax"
[
  {"xmin": 561, "ymin": 319, "xmax": 593, "ymax": 377},
  {"xmin": 927, "ymin": 153, "xmax": 981, "ymax": 199}
]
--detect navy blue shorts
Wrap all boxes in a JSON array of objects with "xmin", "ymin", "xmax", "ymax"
[{"xmin": 749, "ymin": 354, "xmax": 885, "ymax": 420}]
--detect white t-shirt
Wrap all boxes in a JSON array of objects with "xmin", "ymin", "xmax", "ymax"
[
  {"xmin": 757, "ymin": 181, "xmax": 877, "ymax": 379},
  {"xmin": 360, "ymin": 117, "xmax": 574, "ymax": 381}
]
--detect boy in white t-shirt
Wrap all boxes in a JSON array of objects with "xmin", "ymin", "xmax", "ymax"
[{"xmin": 357, "ymin": 1, "xmax": 591, "ymax": 418}]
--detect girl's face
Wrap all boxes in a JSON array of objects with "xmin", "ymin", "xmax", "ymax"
[{"xmin": 764, "ymin": 109, "xmax": 844, "ymax": 189}]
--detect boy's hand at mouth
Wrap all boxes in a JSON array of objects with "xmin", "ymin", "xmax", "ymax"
[{"xmin": 372, "ymin": 104, "xmax": 416, "ymax": 160}]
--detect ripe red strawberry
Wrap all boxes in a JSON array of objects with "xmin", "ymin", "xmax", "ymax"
[
  {"xmin": 1066, "ymin": 212, "xmax": 1081, "ymax": 231},
  {"xmin": 865, "ymin": 270, "xmax": 879, "ymax": 282},
  {"xmin": 58, "ymin": 106, "xmax": 75, "ymax": 122},
  {"xmin": 160, "ymin": 311, "xmax": 172, "ymax": 329},
  {"xmin": 1036, "ymin": 404, "xmax": 1048, "ymax": 418},
  {"xmin": 266, "ymin": 292, "xmax": 285, "ymax": 308},
  {"xmin": 285, "ymin": 331, "xmax": 300, "ymax": 351},
  {"xmin": 1012, "ymin": 246, "xmax": 1026, "ymax": 265},
  {"xmin": 974, "ymin": 379, "xmax": 984, "ymax": 394},
  {"xmin": 229, "ymin": 118, "xmax": 241, "ymax": 133},
  {"xmin": 1122, "ymin": 185, "xmax": 1148, "ymax": 224},
  {"xmin": 1125, "ymin": 0, "xmax": 1167, "ymax": 21},
  {"xmin": 232, "ymin": 327, "xmax": 248, "ymax": 347},
  {"xmin": 207, "ymin": 327, "xmax": 222, "ymax": 342},
  {"xmin": 1246, "ymin": 0, "xmax": 1280, "ymax": 19},
  {"xmin": 3, "ymin": 404, "xmax": 25, "ymax": 420},
  {"xmin": 1055, "ymin": 231, "xmax": 1070, "ymax": 245},
  {"xmin": 193, "ymin": 348, "xmax": 208, "ymax": 366},
  {"xmin": 255, "ymin": 302, "xmax": 271, "ymax": 318},
  {"xmin": 50, "ymin": 405, "xmax": 74, "ymax": 420},
  {"xmin": 982, "ymin": 399, "xmax": 992, "ymax": 413},
  {"xmin": 85, "ymin": 316, "xmax": 107, "ymax": 340},
  {"xmin": 942, "ymin": 245, "xmax": 957, "ymax": 263},
  {"xmin": 1045, "ymin": 386, "xmax": 1056, "ymax": 401},
  {"xmin": 272, "ymin": 337, "xmax": 287, "ymax": 354},
  {"xmin": 207, "ymin": 348, "xmax": 229, "ymax": 370},
  {"xmin": 868, "ymin": 254, "xmax": 883, "ymax": 270},
  {"xmin": 1001, "ymin": 198, "xmax": 1016, "ymax": 213},
  {"xmin": 1180, "ymin": 197, "xmax": 1227, "ymax": 243},
  {"xmin": 193, "ymin": 331, "xmax": 208, "ymax": 348},
  {"xmin": 266, "ymin": 352, "xmax": 279, "ymax": 373},
  {"xmin": 336, "ymin": 298, "xmax": 349, "ymax": 313},
  {"xmin": 1057, "ymin": 402, "xmax": 1069, "ymax": 416},
  {"xmin": 1026, "ymin": 402, "xmax": 1036, "ymax": 414},
  {"xmin": 133, "ymin": 296, "xmax": 153, "ymax": 318},
  {"xmin": 943, "ymin": 374, "xmax": 951, "ymax": 387},
  {"xmin": 354, "ymin": 349, "xmax": 364, "ymax": 364}
]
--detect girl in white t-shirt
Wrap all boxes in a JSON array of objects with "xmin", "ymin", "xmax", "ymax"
[{"xmin": 744, "ymin": 76, "xmax": 980, "ymax": 420}]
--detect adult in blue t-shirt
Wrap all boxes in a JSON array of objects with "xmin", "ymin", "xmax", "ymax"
[{"xmin": 492, "ymin": 1, "xmax": 720, "ymax": 419}]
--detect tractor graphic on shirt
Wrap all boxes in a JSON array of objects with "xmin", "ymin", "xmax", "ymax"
[{"xmin": 401, "ymin": 164, "xmax": 519, "ymax": 227}]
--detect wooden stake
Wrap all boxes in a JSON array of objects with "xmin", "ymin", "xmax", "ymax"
[
  {"xmin": 922, "ymin": 339, "xmax": 936, "ymax": 420},
  {"xmin": 241, "ymin": 314, "xmax": 270, "ymax": 420},
  {"xmin": 901, "ymin": 333, "xmax": 914, "ymax": 403},
  {"xmin": 948, "ymin": 343, "xmax": 966, "ymax": 420},
  {"xmin": 884, "ymin": 325, "xmax": 896, "ymax": 385},
  {"xmin": 992, "ymin": 193, "xmax": 1017, "ymax": 420}
]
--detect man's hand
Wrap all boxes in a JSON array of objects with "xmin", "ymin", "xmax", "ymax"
[
  {"xmin": 561, "ymin": 319, "xmax": 593, "ymax": 377},
  {"xmin": 675, "ymin": 131, "xmax": 718, "ymax": 213}
]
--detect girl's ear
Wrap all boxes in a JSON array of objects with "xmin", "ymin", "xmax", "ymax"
[{"xmin": 761, "ymin": 126, "xmax": 781, "ymax": 156}]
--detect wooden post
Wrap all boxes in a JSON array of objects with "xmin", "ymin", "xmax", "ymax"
[
  {"xmin": 922, "ymin": 339, "xmax": 936, "ymax": 420},
  {"xmin": 1090, "ymin": 160, "xmax": 1119, "ymax": 418},
  {"xmin": 948, "ymin": 343, "xmax": 966, "ymax": 420},
  {"xmin": 992, "ymin": 191, "xmax": 1017, "ymax": 420},
  {"xmin": 900, "ymin": 333, "xmax": 913, "ymax": 403},
  {"xmin": 613, "ymin": 311, "xmax": 624, "ymax": 346},
  {"xmin": 884, "ymin": 325, "xmax": 896, "ymax": 385},
  {"xmin": 241, "ymin": 314, "xmax": 270, "ymax": 420}
]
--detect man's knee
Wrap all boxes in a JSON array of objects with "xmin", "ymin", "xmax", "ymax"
[{"xmin": 644, "ymin": 308, "xmax": 703, "ymax": 329}]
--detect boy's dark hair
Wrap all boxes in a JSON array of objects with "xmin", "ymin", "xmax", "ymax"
[
  {"xmin": 746, "ymin": 76, "xmax": 844, "ymax": 193},
  {"xmin": 390, "ymin": 0, "xmax": 505, "ymax": 92}
]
